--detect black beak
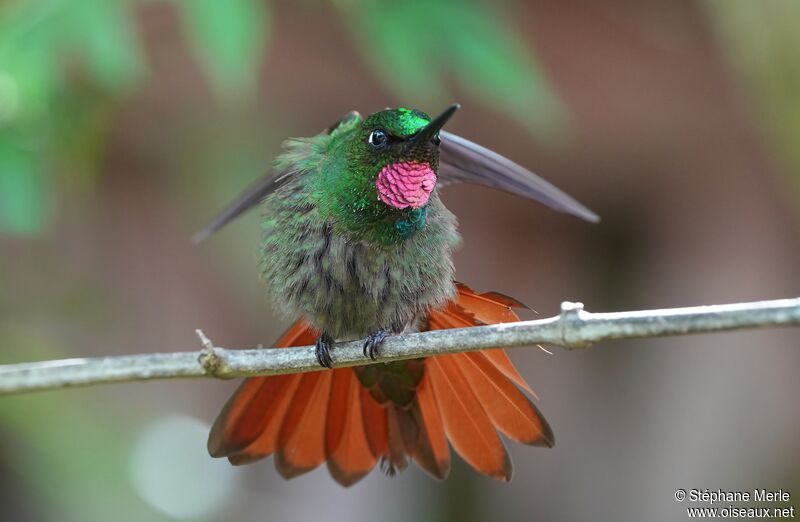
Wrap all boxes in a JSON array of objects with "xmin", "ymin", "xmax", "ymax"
[{"xmin": 411, "ymin": 104, "xmax": 460, "ymax": 143}]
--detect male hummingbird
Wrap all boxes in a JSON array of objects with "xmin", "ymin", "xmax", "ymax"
[{"xmin": 195, "ymin": 105, "xmax": 598, "ymax": 485}]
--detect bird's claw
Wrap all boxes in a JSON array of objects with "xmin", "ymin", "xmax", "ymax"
[
  {"xmin": 315, "ymin": 334, "xmax": 334, "ymax": 369},
  {"xmin": 363, "ymin": 329, "xmax": 390, "ymax": 361}
]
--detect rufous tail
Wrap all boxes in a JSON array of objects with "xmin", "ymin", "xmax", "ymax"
[{"xmin": 207, "ymin": 283, "xmax": 554, "ymax": 486}]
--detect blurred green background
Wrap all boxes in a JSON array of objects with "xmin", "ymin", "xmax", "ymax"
[{"xmin": 1, "ymin": 1, "xmax": 799, "ymax": 521}]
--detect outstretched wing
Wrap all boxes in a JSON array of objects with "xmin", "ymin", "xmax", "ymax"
[
  {"xmin": 439, "ymin": 131, "xmax": 600, "ymax": 223},
  {"xmin": 191, "ymin": 111, "xmax": 362, "ymax": 244},
  {"xmin": 193, "ymin": 116, "xmax": 597, "ymax": 243},
  {"xmin": 191, "ymin": 173, "xmax": 290, "ymax": 245}
]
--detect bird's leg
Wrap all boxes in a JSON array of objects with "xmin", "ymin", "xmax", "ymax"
[
  {"xmin": 315, "ymin": 333, "xmax": 334, "ymax": 369},
  {"xmin": 363, "ymin": 329, "xmax": 390, "ymax": 361}
]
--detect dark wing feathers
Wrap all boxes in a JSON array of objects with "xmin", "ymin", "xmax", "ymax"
[
  {"xmin": 191, "ymin": 173, "xmax": 289, "ymax": 244},
  {"xmin": 439, "ymin": 131, "xmax": 600, "ymax": 223},
  {"xmin": 191, "ymin": 111, "xmax": 362, "ymax": 245}
]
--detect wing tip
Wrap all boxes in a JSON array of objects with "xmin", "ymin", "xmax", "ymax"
[
  {"xmin": 560, "ymin": 199, "xmax": 600, "ymax": 224},
  {"xmin": 191, "ymin": 229, "xmax": 213, "ymax": 246},
  {"xmin": 575, "ymin": 206, "xmax": 601, "ymax": 224}
]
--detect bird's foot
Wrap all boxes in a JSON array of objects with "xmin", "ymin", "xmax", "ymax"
[
  {"xmin": 379, "ymin": 457, "xmax": 397, "ymax": 477},
  {"xmin": 379, "ymin": 455, "xmax": 407, "ymax": 476},
  {"xmin": 315, "ymin": 333, "xmax": 334, "ymax": 369},
  {"xmin": 363, "ymin": 329, "xmax": 390, "ymax": 361}
]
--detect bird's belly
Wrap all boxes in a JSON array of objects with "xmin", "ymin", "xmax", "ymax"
[
  {"xmin": 261, "ymin": 221, "xmax": 455, "ymax": 340},
  {"xmin": 304, "ymin": 235, "xmax": 450, "ymax": 339}
]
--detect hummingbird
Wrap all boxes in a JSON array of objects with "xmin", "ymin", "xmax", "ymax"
[{"xmin": 195, "ymin": 104, "xmax": 598, "ymax": 485}]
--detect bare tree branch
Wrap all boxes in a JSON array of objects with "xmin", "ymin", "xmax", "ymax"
[{"xmin": 1, "ymin": 297, "xmax": 799, "ymax": 396}]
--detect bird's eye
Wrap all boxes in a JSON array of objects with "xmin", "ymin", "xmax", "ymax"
[
  {"xmin": 368, "ymin": 129, "xmax": 388, "ymax": 149},
  {"xmin": 432, "ymin": 133, "xmax": 441, "ymax": 146}
]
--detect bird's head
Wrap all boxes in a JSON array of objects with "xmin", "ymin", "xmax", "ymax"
[
  {"xmin": 315, "ymin": 104, "xmax": 459, "ymax": 244},
  {"xmin": 356, "ymin": 105, "xmax": 459, "ymax": 210}
]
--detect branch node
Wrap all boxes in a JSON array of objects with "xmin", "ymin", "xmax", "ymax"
[
  {"xmin": 559, "ymin": 301, "xmax": 592, "ymax": 350},
  {"xmin": 195, "ymin": 329, "xmax": 230, "ymax": 378},
  {"xmin": 195, "ymin": 329, "xmax": 214, "ymax": 351}
]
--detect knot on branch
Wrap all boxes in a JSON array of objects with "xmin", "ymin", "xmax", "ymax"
[
  {"xmin": 559, "ymin": 301, "xmax": 592, "ymax": 350},
  {"xmin": 196, "ymin": 329, "xmax": 230, "ymax": 378}
]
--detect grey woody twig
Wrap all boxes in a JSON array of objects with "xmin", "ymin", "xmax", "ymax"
[{"xmin": 1, "ymin": 297, "xmax": 799, "ymax": 396}]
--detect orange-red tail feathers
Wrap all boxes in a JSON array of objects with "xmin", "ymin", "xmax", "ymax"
[{"xmin": 208, "ymin": 283, "xmax": 553, "ymax": 486}]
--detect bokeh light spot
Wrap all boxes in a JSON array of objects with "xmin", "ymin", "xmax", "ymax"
[{"xmin": 130, "ymin": 415, "xmax": 239, "ymax": 520}]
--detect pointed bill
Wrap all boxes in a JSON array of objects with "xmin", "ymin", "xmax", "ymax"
[{"xmin": 411, "ymin": 104, "xmax": 460, "ymax": 143}]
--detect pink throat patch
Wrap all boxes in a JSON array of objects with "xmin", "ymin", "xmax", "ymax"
[{"xmin": 375, "ymin": 161, "xmax": 437, "ymax": 209}]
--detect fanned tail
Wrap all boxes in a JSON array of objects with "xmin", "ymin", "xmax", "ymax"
[{"xmin": 208, "ymin": 283, "xmax": 553, "ymax": 486}]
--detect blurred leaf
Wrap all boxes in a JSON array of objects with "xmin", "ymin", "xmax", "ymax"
[
  {"xmin": 0, "ymin": 0, "xmax": 148, "ymax": 234},
  {"xmin": 0, "ymin": 1, "xmax": 61, "ymax": 123},
  {"xmin": 441, "ymin": 3, "xmax": 567, "ymax": 137},
  {"xmin": 706, "ymin": 1, "xmax": 800, "ymax": 203},
  {"xmin": 67, "ymin": 0, "xmax": 145, "ymax": 93},
  {"xmin": 174, "ymin": 0, "xmax": 271, "ymax": 101},
  {"xmin": 0, "ymin": 134, "xmax": 48, "ymax": 235},
  {"xmin": 0, "ymin": 71, "xmax": 19, "ymax": 124},
  {"xmin": 337, "ymin": 0, "xmax": 568, "ymax": 141},
  {"xmin": 336, "ymin": 0, "xmax": 447, "ymax": 106}
]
